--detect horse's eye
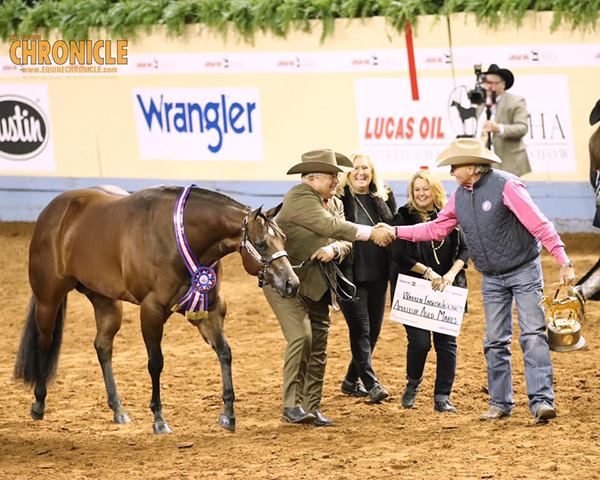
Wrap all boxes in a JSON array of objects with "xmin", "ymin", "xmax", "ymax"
[{"xmin": 256, "ymin": 240, "xmax": 268, "ymax": 250}]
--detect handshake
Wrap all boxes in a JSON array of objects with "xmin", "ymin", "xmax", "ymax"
[{"xmin": 369, "ymin": 223, "xmax": 396, "ymax": 247}]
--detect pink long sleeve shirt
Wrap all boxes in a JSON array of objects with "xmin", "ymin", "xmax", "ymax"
[{"xmin": 395, "ymin": 178, "xmax": 569, "ymax": 267}]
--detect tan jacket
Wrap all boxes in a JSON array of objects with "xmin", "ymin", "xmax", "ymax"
[
  {"xmin": 277, "ymin": 182, "xmax": 356, "ymax": 301},
  {"xmin": 492, "ymin": 92, "xmax": 532, "ymax": 178}
]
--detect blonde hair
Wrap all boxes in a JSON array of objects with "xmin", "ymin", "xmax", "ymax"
[
  {"xmin": 407, "ymin": 170, "xmax": 447, "ymax": 222},
  {"xmin": 337, "ymin": 151, "xmax": 389, "ymax": 201}
]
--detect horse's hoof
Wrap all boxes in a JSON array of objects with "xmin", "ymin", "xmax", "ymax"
[
  {"xmin": 153, "ymin": 421, "xmax": 172, "ymax": 434},
  {"xmin": 30, "ymin": 404, "xmax": 44, "ymax": 421},
  {"xmin": 219, "ymin": 413, "xmax": 236, "ymax": 432},
  {"xmin": 114, "ymin": 413, "xmax": 131, "ymax": 424}
]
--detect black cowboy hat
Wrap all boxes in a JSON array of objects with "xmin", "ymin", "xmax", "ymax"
[
  {"xmin": 590, "ymin": 99, "xmax": 600, "ymax": 126},
  {"xmin": 483, "ymin": 64, "xmax": 514, "ymax": 90}
]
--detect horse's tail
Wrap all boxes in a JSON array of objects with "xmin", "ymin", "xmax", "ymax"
[{"xmin": 14, "ymin": 295, "xmax": 67, "ymax": 386}]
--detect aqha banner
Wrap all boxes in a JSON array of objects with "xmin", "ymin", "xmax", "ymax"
[
  {"xmin": 354, "ymin": 75, "xmax": 575, "ymax": 174},
  {"xmin": 132, "ymin": 87, "xmax": 264, "ymax": 162}
]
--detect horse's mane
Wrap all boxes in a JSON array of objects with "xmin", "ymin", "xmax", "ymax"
[{"xmin": 148, "ymin": 185, "xmax": 250, "ymax": 212}]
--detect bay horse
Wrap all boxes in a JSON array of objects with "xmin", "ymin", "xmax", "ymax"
[{"xmin": 14, "ymin": 185, "xmax": 299, "ymax": 434}]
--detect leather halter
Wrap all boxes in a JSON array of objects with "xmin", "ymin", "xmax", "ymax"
[{"xmin": 240, "ymin": 215, "xmax": 288, "ymax": 288}]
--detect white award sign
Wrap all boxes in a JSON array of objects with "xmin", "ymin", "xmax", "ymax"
[{"xmin": 390, "ymin": 274, "xmax": 468, "ymax": 337}]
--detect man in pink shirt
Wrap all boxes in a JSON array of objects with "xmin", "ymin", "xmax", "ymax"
[{"xmin": 381, "ymin": 138, "xmax": 575, "ymax": 424}]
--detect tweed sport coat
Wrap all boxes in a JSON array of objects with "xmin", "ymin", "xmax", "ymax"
[
  {"xmin": 492, "ymin": 92, "xmax": 532, "ymax": 178},
  {"xmin": 276, "ymin": 182, "xmax": 356, "ymax": 301}
]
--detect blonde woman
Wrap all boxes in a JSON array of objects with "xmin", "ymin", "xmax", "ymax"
[
  {"xmin": 390, "ymin": 170, "xmax": 468, "ymax": 413},
  {"xmin": 336, "ymin": 151, "xmax": 396, "ymax": 403}
]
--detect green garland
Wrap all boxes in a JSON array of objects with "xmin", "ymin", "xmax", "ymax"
[{"xmin": 0, "ymin": 0, "xmax": 597, "ymax": 42}]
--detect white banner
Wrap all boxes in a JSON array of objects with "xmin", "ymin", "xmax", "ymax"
[
  {"xmin": 354, "ymin": 75, "xmax": 576, "ymax": 174},
  {"xmin": 132, "ymin": 87, "xmax": 265, "ymax": 161},
  {"xmin": 390, "ymin": 274, "xmax": 468, "ymax": 337},
  {"xmin": 4, "ymin": 43, "xmax": 598, "ymax": 76},
  {"xmin": 0, "ymin": 83, "xmax": 55, "ymax": 171}
]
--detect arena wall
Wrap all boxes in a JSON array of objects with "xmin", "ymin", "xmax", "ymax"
[{"xmin": 0, "ymin": 13, "xmax": 598, "ymax": 230}]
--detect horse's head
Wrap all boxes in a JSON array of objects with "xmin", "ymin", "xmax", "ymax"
[{"xmin": 240, "ymin": 204, "xmax": 299, "ymax": 298}]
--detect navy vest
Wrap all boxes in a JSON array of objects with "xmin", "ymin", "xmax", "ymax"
[{"xmin": 454, "ymin": 169, "xmax": 541, "ymax": 275}]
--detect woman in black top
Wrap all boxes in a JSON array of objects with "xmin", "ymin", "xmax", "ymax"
[
  {"xmin": 337, "ymin": 151, "xmax": 396, "ymax": 403},
  {"xmin": 390, "ymin": 170, "xmax": 468, "ymax": 413}
]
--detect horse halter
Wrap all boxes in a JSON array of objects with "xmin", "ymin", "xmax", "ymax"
[{"xmin": 241, "ymin": 215, "xmax": 288, "ymax": 287}]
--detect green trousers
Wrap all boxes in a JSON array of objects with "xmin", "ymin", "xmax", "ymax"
[{"xmin": 263, "ymin": 286, "xmax": 331, "ymax": 412}]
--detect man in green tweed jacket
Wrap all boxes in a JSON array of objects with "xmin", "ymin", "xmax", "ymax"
[{"xmin": 263, "ymin": 149, "xmax": 394, "ymax": 427}]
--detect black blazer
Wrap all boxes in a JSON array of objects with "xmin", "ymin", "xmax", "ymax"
[
  {"xmin": 389, "ymin": 204, "xmax": 468, "ymax": 299},
  {"xmin": 337, "ymin": 185, "xmax": 397, "ymax": 283}
]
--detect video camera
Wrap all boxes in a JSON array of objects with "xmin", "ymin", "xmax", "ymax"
[{"xmin": 467, "ymin": 64, "xmax": 487, "ymax": 105}]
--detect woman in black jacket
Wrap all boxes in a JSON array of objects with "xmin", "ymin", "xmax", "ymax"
[
  {"xmin": 390, "ymin": 169, "xmax": 468, "ymax": 413},
  {"xmin": 337, "ymin": 151, "xmax": 397, "ymax": 404}
]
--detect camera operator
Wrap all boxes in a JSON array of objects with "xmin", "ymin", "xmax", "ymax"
[{"xmin": 479, "ymin": 64, "xmax": 532, "ymax": 178}]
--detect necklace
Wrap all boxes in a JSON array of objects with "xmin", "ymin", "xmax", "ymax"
[
  {"xmin": 431, "ymin": 239, "xmax": 445, "ymax": 265},
  {"xmin": 426, "ymin": 210, "xmax": 444, "ymax": 265},
  {"xmin": 354, "ymin": 194, "xmax": 378, "ymax": 226}
]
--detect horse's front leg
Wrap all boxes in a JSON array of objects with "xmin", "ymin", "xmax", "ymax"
[
  {"xmin": 198, "ymin": 295, "xmax": 235, "ymax": 432},
  {"xmin": 140, "ymin": 299, "xmax": 171, "ymax": 434}
]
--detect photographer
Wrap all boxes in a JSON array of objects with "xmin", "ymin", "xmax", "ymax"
[{"xmin": 477, "ymin": 64, "xmax": 532, "ymax": 178}]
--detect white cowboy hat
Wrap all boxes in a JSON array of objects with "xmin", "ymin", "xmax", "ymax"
[
  {"xmin": 287, "ymin": 149, "xmax": 353, "ymax": 175},
  {"xmin": 436, "ymin": 138, "xmax": 502, "ymax": 167}
]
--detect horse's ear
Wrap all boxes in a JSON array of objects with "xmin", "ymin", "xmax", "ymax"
[
  {"xmin": 250, "ymin": 206, "xmax": 263, "ymax": 221},
  {"xmin": 264, "ymin": 203, "xmax": 283, "ymax": 220}
]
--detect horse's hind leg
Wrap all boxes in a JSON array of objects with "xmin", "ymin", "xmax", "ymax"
[
  {"xmin": 86, "ymin": 291, "xmax": 130, "ymax": 424},
  {"xmin": 197, "ymin": 294, "xmax": 235, "ymax": 432},
  {"xmin": 29, "ymin": 297, "xmax": 68, "ymax": 420}
]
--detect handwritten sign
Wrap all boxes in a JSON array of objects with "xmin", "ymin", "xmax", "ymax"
[{"xmin": 390, "ymin": 274, "xmax": 468, "ymax": 337}]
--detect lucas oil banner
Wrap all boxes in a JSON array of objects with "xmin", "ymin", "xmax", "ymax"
[{"xmin": 354, "ymin": 75, "xmax": 575, "ymax": 174}]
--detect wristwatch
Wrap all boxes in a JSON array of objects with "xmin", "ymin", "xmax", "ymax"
[{"xmin": 560, "ymin": 260, "xmax": 573, "ymax": 268}]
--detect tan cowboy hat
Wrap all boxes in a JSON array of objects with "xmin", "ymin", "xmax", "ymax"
[
  {"xmin": 287, "ymin": 149, "xmax": 353, "ymax": 175},
  {"xmin": 437, "ymin": 138, "xmax": 502, "ymax": 167}
]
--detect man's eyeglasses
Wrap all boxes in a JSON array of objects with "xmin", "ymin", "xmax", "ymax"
[{"xmin": 311, "ymin": 172, "xmax": 340, "ymax": 181}]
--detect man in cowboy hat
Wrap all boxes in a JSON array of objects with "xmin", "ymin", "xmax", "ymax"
[
  {"xmin": 480, "ymin": 64, "xmax": 532, "ymax": 177},
  {"xmin": 379, "ymin": 138, "xmax": 575, "ymax": 424},
  {"xmin": 262, "ymin": 149, "xmax": 395, "ymax": 427}
]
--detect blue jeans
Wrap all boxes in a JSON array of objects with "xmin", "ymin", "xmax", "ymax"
[{"xmin": 481, "ymin": 257, "xmax": 554, "ymax": 416}]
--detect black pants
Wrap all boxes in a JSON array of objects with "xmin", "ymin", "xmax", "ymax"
[
  {"xmin": 339, "ymin": 280, "xmax": 388, "ymax": 390},
  {"xmin": 404, "ymin": 325, "xmax": 457, "ymax": 399}
]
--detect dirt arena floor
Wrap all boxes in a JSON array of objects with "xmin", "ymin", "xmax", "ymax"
[{"xmin": 1, "ymin": 222, "xmax": 599, "ymax": 480}]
